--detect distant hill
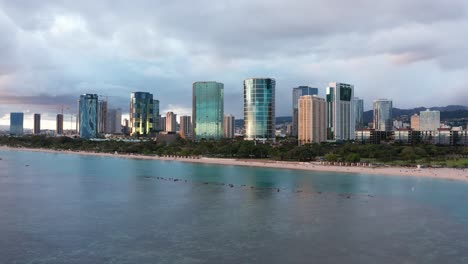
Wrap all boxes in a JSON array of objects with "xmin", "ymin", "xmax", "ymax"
[{"xmin": 363, "ymin": 105, "xmax": 468, "ymax": 123}]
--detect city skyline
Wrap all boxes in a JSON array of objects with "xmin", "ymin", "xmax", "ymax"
[{"xmin": 1, "ymin": 1, "xmax": 468, "ymax": 129}]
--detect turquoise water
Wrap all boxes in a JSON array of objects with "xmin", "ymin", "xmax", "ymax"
[{"xmin": 1, "ymin": 149, "xmax": 468, "ymax": 263}]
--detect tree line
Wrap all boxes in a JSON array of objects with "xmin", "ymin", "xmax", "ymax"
[{"xmin": 1, "ymin": 135, "xmax": 467, "ymax": 167}]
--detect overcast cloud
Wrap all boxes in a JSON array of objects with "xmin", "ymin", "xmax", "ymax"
[{"xmin": 0, "ymin": 0, "xmax": 467, "ymax": 128}]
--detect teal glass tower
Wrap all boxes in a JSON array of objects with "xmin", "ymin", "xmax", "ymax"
[
  {"xmin": 244, "ymin": 78, "xmax": 276, "ymax": 141},
  {"xmin": 192, "ymin": 82, "xmax": 224, "ymax": 140},
  {"xmin": 130, "ymin": 92, "xmax": 155, "ymax": 136},
  {"xmin": 78, "ymin": 94, "xmax": 99, "ymax": 139}
]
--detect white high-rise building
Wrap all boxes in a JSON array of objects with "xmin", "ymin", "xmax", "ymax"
[
  {"xmin": 373, "ymin": 99, "xmax": 393, "ymax": 131},
  {"xmin": 326, "ymin": 82, "xmax": 355, "ymax": 140},
  {"xmin": 224, "ymin": 115, "xmax": 235, "ymax": 139},
  {"xmin": 420, "ymin": 110, "xmax": 440, "ymax": 131}
]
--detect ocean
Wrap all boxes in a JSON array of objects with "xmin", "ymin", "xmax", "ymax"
[{"xmin": 1, "ymin": 149, "xmax": 468, "ymax": 263}]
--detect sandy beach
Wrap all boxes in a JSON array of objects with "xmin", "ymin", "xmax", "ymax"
[{"xmin": 1, "ymin": 146, "xmax": 468, "ymax": 182}]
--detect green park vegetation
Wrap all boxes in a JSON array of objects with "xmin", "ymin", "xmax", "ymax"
[{"xmin": 1, "ymin": 135, "xmax": 467, "ymax": 168}]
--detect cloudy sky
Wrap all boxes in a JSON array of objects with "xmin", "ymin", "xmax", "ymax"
[{"xmin": 0, "ymin": 0, "xmax": 467, "ymax": 129}]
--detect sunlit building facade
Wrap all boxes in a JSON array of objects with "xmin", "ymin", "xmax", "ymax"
[
  {"xmin": 10, "ymin": 112, "xmax": 24, "ymax": 136},
  {"xmin": 373, "ymin": 99, "xmax": 393, "ymax": 131},
  {"xmin": 78, "ymin": 94, "xmax": 99, "ymax": 139},
  {"xmin": 411, "ymin": 114, "xmax": 420, "ymax": 131},
  {"xmin": 130, "ymin": 92, "xmax": 155, "ymax": 136},
  {"xmin": 192, "ymin": 82, "xmax": 224, "ymax": 140},
  {"xmin": 166, "ymin": 112, "xmax": 177, "ymax": 133},
  {"xmin": 179, "ymin": 116, "xmax": 192, "ymax": 139},
  {"xmin": 244, "ymin": 78, "xmax": 276, "ymax": 141},
  {"xmin": 292, "ymin": 86, "xmax": 318, "ymax": 137},
  {"xmin": 298, "ymin": 95, "xmax": 327, "ymax": 145},
  {"xmin": 326, "ymin": 82, "xmax": 355, "ymax": 140}
]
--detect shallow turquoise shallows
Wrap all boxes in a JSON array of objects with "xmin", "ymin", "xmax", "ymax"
[{"xmin": 1, "ymin": 149, "xmax": 468, "ymax": 264}]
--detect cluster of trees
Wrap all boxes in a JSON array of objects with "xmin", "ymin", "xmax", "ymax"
[{"xmin": 1, "ymin": 135, "xmax": 467, "ymax": 167}]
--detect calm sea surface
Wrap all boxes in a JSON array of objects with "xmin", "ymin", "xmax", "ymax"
[{"xmin": 1, "ymin": 149, "xmax": 468, "ymax": 264}]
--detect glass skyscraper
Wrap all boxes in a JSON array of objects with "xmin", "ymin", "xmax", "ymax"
[
  {"xmin": 373, "ymin": 99, "xmax": 393, "ymax": 131},
  {"xmin": 192, "ymin": 82, "xmax": 224, "ymax": 140},
  {"xmin": 78, "ymin": 94, "xmax": 99, "ymax": 139},
  {"xmin": 353, "ymin": 97, "xmax": 364, "ymax": 130},
  {"xmin": 326, "ymin": 82, "xmax": 355, "ymax": 140},
  {"xmin": 130, "ymin": 92, "xmax": 155, "ymax": 136},
  {"xmin": 244, "ymin": 78, "xmax": 276, "ymax": 141},
  {"xmin": 10, "ymin": 112, "xmax": 24, "ymax": 136},
  {"xmin": 292, "ymin": 86, "xmax": 318, "ymax": 137}
]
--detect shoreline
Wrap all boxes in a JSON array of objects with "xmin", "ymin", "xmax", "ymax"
[{"xmin": 1, "ymin": 146, "xmax": 468, "ymax": 182}]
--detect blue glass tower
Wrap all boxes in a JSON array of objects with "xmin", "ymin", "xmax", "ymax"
[
  {"xmin": 244, "ymin": 78, "xmax": 276, "ymax": 141},
  {"xmin": 192, "ymin": 82, "xmax": 224, "ymax": 140},
  {"xmin": 10, "ymin": 112, "xmax": 24, "ymax": 136},
  {"xmin": 78, "ymin": 94, "xmax": 99, "ymax": 139}
]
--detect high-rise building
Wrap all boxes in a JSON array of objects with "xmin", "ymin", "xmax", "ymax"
[
  {"xmin": 56, "ymin": 114, "xmax": 64, "ymax": 135},
  {"xmin": 98, "ymin": 100, "xmax": 108, "ymax": 134},
  {"xmin": 353, "ymin": 97, "xmax": 364, "ymax": 130},
  {"xmin": 166, "ymin": 112, "xmax": 177, "ymax": 133},
  {"xmin": 224, "ymin": 115, "xmax": 235, "ymax": 139},
  {"xmin": 292, "ymin": 86, "xmax": 318, "ymax": 137},
  {"xmin": 326, "ymin": 82, "xmax": 355, "ymax": 140},
  {"xmin": 122, "ymin": 118, "xmax": 130, "ymax": 135},
  {"xmin": 411, "ymin": 114, "xmax": 420, "ymax": 131},
  {"xmin": 78, "ymin": 94, "xmax": 99, "ymax": 139},
  {"xmin": 160, "ymin": 116, "xmax": 166, "ymax": 131},
  {"xmin": 420, "ymin": 110, "xmax": 440, "ymax": 131},
  {"xmin": 192, "ymin": 81, "xmax": 224, "ymax": 140},
  {"xmin": 33, "ymin": 113, "xmax": 41, "ymax": 134},
  {"xmin": 179, "ymin": 116, "xmax": 192, "ymax": 139},
  {"xmin": 298, "ymin": 95, "xmax": 327, "ymax": 145},
  {"xmin": 153, "ymin": 100, "xmax": 160, "ymax": 132},
  {"xmin": 107, "ymin": 108, "xmax": 122, "ymax": 134},
  {"xmin": 130, "ymin": 92, "xmax": 155, "ymax": 136},
  {"xmin": 373, "ymin": 99, "xmax": 393, "ymax": 131},
  {"xmin": 244, "ymin": 78, "xmax": 276, "ymax": 141},
  {"xmin": 10, "ymin": 112, "xmax": 24, "ymax": 136}
]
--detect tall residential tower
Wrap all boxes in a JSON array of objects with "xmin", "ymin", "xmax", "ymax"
[
  {"xmin": 373, "ymin": 99, "xmax": 393, "ymax": 131},
  {"xmin": 130, "ymin": 92, "xmax": 155, "ymax": 136},
  {"xmin": 244, "ymin": 78, "xmax": 276, "ymax": 141},
  {"xmin": 292, "ymin": 86, "xmax": 318, "ymax": 137},
  {"xmin": 192, "ymin": 82, "xmax": 224, "ymax": 140},
  {"xmin": 326, "ymin": 82, "xmax": 355, "ymax": 140},
  {"xmin": 10, "ymin": 112, "xmax": 24, "ymax": 136},
  {"xmin": 33, "ymin": 113, "xmax": 41, "ymax": 134},
  {"xmin": 298, "ymin": 95, "xmax": 327, "ymax": 145},
  {"xmin": 78, "ymin": 94, "xmax": 99, "ymax": 139}
]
